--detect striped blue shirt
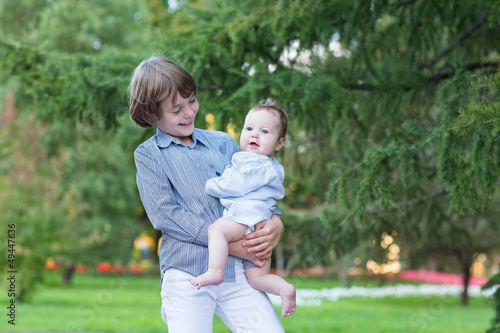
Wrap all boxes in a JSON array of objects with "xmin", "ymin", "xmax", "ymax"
[
  {"xmin": 205, "ymin": 152, "xmax": 284, "ymax": 229},
  {"xmin": 134, "ymin": 128, "xmax": 246, "ymax": 281}
]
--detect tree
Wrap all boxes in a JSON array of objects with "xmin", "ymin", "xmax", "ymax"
[
  {"xmin": 151, "ymin": 0, "xmax": 500, "ymax": 305},
  {"xmin": 0, "ymin": 93, "xmax": 66, "ymax": 301},
  {"xmin": 0, "ymin": 0, "xmax": 154, "ymax": 295},
  {"xmin": 482, "ymin": 273, "xmax": 500, "ymax": 333},
  {"xmin": 1, "ymin": 0, "xmax": 500, "ymax": 307},
  {"xmin": 0, "ymin": 0, "xmax": 152, "ymax": 54}
]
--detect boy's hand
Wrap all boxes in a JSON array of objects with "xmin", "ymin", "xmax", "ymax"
[
  {"xmin": 227, "ymin": 240, "xmax": 266, "ymax": 266},
  {"xmin": 242, "ymin": 214, "xmax": 283, "ymax": 259},
  {"xmin": 251, "ymin": 258, "xmax": 267, "ymax": 268}
]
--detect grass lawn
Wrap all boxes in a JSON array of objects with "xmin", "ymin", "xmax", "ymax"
[{"xmin": 0, "ymin": 273, "xmax": 493, "ymax": 332}]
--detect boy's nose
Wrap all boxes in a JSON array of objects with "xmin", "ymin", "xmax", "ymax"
[{"xmin": 184, "ymin": 104, "xmax": 196, "ymax": 116}]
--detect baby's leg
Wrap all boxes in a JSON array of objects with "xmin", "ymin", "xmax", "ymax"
[
  {"xmin": 246, "ymin": 260, "xmax": 296, "ymax": 317},
  {"xmin": 190, "ymin": 217, "xmax": 248, "ymax": 289}
]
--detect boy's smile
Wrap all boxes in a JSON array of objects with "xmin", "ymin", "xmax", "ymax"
[
  {"xmin": 179, "ymin": 120, "xmax": 193, "ymax": 128},
  {"xmin": 158, "ymin": 93, "xmax": 199, "ymax": 145}
]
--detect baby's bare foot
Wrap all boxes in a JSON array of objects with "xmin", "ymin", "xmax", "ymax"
[
  {"xmin": 189, "ymin": 269, "xmax": 224, "ymax": 289},
  {"xmin": 281, "ymin": 283, "xmax": 296, "ymax": 317}
]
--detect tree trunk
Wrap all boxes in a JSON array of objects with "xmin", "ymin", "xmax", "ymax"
[
  {"xmin": 62, "ymin": 264, "xmax": 75, "ymax": 285},
  {"xmin": 338, "ymin": 268, "xmax": 351, "ymax": 287},
  {"xmin": 460, "ymin": 258, "xmax": 472, "ymax": 306}
]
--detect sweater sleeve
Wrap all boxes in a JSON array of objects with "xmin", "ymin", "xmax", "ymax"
[{"xmin": 205, "ymin": 160, "xmax": 276, "ymax": 199}]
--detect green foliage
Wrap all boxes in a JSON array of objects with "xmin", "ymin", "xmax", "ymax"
[
  {"xmin": 437, "ymin": 72, "xmax": 500, "ymax": 213},
  {"xmin": 0, "ymin": 114, "xmax": 66, "ymax": 301},
  {"xmin": 54, "ymin": 114, "xmax": 143, "ymax": 267},
  {"xmin": 0, "ymin": 0, "xmax": 152, "ymax": 54},
  {"xmin": 482, "ymin": 274, "xmax": 500, "ymax": 332},
  {"xmin": 0, "ymin": 0, "xmax": 153, "ymax": 295},
  {"xmin": 0, "ymin": 0, "xmax": 48, "ymax": 37},
  {"xmin": 281, "ymin": 209, "xmax": 334, "ymax": 270},
  {"xmin": 0, "ymin": 42, "xmax": 140, "ymax": 135},
  {"xmin": 311, "ymin": 1, "xmax": 500, "ymax": 280},
  {"xmin": 1, "ymin": 0, "xmax": 500, "ymax": 311}
]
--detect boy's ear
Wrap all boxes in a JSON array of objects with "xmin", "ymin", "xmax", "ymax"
[{"xmin": 276, "ymin": 137, "xmax": 286, "ymax": 152}]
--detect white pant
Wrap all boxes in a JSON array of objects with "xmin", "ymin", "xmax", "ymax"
[{"xmin": 160, "ymin": 260, "xmax": 284, "ymax": 333}]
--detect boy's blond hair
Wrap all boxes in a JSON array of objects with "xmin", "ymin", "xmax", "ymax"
[{"xmin": 128, "ymin": 56, "xmax": 197, "ymax": 128}]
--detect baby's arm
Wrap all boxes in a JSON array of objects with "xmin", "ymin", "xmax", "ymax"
[{"xmin": 205, "ymin": 163, "xmax": 274, "ymax": 198}]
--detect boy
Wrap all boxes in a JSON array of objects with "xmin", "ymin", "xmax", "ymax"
[
  {"xmin": 129, "ymin": 56, "xmax": 286, "ymax": 332},
  {"xmin": 189, "ymin": 98, "xmax": 296, "ymax": 318}
]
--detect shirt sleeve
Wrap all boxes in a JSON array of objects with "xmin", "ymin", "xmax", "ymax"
[
  {"xmin": 205, "ymin": 161, "xmax": 276, "ymax": 199},
  {"xmin": 134, "ymin": 144, "xmax": 209, "ymax": 246},
  {"xmin": 271, "ymin": 205, "xmax": 283, "ymax": 215}
]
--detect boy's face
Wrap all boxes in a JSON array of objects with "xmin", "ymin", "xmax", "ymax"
[
  {"xmin": 158, "ymin": 93, "xmax": 199, "ymax": 145},
  {"xmin": 240, "ymin": 109, "xmax": 285, "ymax": 158}
]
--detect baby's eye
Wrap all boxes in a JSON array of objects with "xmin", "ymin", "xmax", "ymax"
[
  {"xmin": 246, "ymin": 127, "xmax": 253, "ymax": 131},
  {"xmin": 262, "ymin": 130, "xmax": 269, "ymax": 134}
]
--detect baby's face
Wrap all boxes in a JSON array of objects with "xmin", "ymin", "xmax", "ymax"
[{"xmin": 240, "ymin": 109, "xmax": 285, "ymax": 158}]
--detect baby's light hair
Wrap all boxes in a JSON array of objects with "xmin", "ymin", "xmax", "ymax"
[{"xmin": 249, "ymin": 98, "xmax": 288, "ymax": 139}]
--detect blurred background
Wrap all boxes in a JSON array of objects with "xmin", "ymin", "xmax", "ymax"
[{"xmin": 0, "ymin": 0, "xmax": 499, "ymax": 332}]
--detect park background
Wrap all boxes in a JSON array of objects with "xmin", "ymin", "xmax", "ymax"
[{"xmin": 0, "ymin": 0, "xmax": 499, "ymax": 332}]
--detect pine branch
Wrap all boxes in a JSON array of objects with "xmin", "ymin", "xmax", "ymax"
[
  {"xmin": 394, "ymin": 0, "xmax": 418, "ymax": 6},
  {"xmin": 340, "ymin": 12, "xmax": 493, "ymax": 92},
  {"xmin": 331, "ymin": 18, "xmax": 347, "ymax": 27},
  {"xmin": 370, "ymin": 190, "xmax": 447, "ymax": 215},
  {"xmin": 341, "ymin": 83, "xmax": 376, "ymax": 91},
  {"xmin": 419, "ymin": 12, "xmax": 489, "ymax": 70},
  {"xmin": 463, "ymin": 61, "xmax": 500, "ymax": 71},
  {"xmin": 342, "ymin": 61, "xmax": 499, "ymax": 91},
  {"xmin": 428, "ymin": 61, "xmax": 500, "ymax": 82}
]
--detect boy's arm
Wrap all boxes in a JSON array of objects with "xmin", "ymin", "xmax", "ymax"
[{"xmin": 135, "ymin": 145, "xmax": 209, "ymax": 246}]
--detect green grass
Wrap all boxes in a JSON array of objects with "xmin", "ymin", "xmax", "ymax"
[{"xmin": 0, "ymin": 273, "xmax": 493, "ymax": 332}]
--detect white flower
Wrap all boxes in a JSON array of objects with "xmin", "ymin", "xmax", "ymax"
[{"xmin": 268, "ymin": 283, "xmax": 497, "ymax": 307}]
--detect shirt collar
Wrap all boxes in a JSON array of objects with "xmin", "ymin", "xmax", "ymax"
[{"xmin": 155, "ymin": 128, "xmax": 209, "ymax": 148}]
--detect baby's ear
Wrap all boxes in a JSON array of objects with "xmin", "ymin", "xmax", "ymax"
[{"xmin": 276, "ymin": 137, "xmax": 286, "ymax": 152}]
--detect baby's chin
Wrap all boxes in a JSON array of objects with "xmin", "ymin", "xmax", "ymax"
[{"xmin": 241, "ymin": 148, "xmax": 273, "ymax": 159}]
